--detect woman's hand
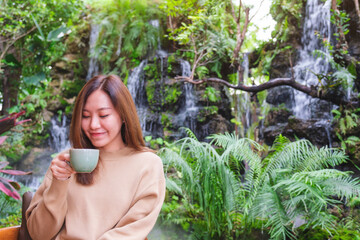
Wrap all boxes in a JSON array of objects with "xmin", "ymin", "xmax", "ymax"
[{"xmin": 50, "ymin": 150, "xmax": 76, "ymax": 181}]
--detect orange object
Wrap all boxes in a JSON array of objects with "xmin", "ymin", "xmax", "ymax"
[{"xmin": 0, "ymin": 225, "xmax": 20, "ymax": 239}]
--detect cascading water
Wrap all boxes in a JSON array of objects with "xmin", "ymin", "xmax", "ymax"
[
  {"xmin": 149, "ymin": 19, "xmax": 168, "ymax": 58},
  {"xmin": 233, "ymin": 53, "xmax": 252, "ymax": 137},
  {"xmin": 14, "ymin": 115, "xmax": 71, "ymax": 190},
  {"xmin": 86, "ymin": 24, "xmax": 101, "ymax": 81},
  {"xmin": 127, "ymin": 60, "xmax": 152, "ymax": 135},
  {"xmin": 177, "ymin": 60, "xmax": 199, "ymax": 133},
  {"xmin": 293, "ymin": 0, "xmax": 332, "ymax": 119},
  {"xmin": 49, "ymin": 115, "xmax": 71, "ymax": 152},
  {"xmin": 289, "ymin": 0, "xmax": 335, "ymax": 147}
]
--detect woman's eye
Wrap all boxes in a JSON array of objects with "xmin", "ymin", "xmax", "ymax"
[
  {"xmin": 100, "ymin": 115, "xmax": 109, "ymax": 118},
  {"xmin": 82, "ymin": 115, "xmax": 90, "ymax": 119}
]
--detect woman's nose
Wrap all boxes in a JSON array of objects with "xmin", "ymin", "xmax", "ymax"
[{"xmin": 90, "ymin": 116, "xmax": 100, "ymax": 129}]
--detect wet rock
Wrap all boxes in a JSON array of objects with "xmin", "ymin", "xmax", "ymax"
[
  {"xmin": 42, "ymin": 109, "xmax": 54, "ymax": 122},
  {"xmin": 266, "ymin": 86, "xmax": 294, "ymax": 109},
  {"xmin": 265, "ymin": 108, "xmax": 291, "ymax": 126},
  {"xmin": 197, "ymin": 114, "xmax": 233, "ymax": 141},
  {"xmin": 263, "ymin": 116, "xmax": 335, "ymax": 147}
]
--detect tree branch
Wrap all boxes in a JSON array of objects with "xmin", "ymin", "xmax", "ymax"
[
  {"xmin": 354, "ymin": 0, "xmax": 360, "ymax": 27},
  {"xmin": 232, "ymin": 6, "xmax": 250, "ymax": 62},
  {"xmin": 0, "ymin": 26, "xmax": 37, "ymax": 71},
  {"xmin": 174, "ymin": 76, "xmax": 354, "ymax": 106}
]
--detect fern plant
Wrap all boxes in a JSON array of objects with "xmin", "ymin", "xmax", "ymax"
[
  {"xmin": 158, "ymin": 130, "xmax": 247, "ymax": 239},
  {"xmin": 332, "ymin": 108, "xmax": 360, "ymax": 156},
  {"xmin": 212, "ymin": 133, "xmax": 360, "ymax": 239},
  {"xmin": 159, "ymin": 130, "xmax": 360, "ymax": 239}
]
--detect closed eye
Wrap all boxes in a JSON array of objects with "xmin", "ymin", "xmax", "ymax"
[
  {"xmin": 100, "ymin": 115, "xmax": 109, "ymax": 118},
  {"xmin": 82, "ymin": 115, "xmax": 90, "ymax": 119}
]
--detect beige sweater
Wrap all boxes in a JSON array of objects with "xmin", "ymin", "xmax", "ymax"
[{"xmin": 26, "ymin": 147, "xmax": 166, "ymax": 240}]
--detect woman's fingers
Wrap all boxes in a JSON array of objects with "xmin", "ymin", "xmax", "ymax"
[{"xmin": 50, "ymin": 151, "xmax": 76, "ymax": 180}]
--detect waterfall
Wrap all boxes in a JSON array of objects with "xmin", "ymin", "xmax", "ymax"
[
  {"xmin": 293, "ymin": 0, "xmax": 332, "ymax": 119},
  {"xmin": 149, "ymin": 19, "xmax": 161, "ymax": 51},
  {"xmin": 86, "ymin": 24, "xmax": 101, "ymax": 81},
  {"xmin": 127, "ymin": 60, "xmax": 151, "ymax": 135},
  {"xmin": 149, "ymin": 19, "xmax": 167, "ymax": 58},
  {"xmin": 178, "ymin": 60, "xmax": 199, "ymax": 133},
  {"xmin": 233, "ymin": 53, "xmax": 251, "ymax": 137},
  {"xmin": 242, "ymin": 53, "xmax": 251, "ymax": 132},
  {"xmin": 14, "ymin": 115, "xmax": 71, "ymax": 190},
  {"xmin": 49, "ymin": 114, "xmax": 71, "ymax": 153}
]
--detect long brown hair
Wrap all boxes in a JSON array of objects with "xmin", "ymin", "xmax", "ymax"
[{"xmin": 69, "ymin": 75, "xmax": 146, "ymax": 185}]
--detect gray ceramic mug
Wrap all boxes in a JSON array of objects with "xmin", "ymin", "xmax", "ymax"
[{"xmin": 70, "ymin": 149, "xmax": 99, "ymax": 173}]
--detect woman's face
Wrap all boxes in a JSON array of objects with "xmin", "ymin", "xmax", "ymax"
[{"xmin": 81, "ymin": 90, "xmax": 125, "ymax": 151}]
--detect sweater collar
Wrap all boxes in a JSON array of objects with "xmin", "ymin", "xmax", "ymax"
[{"xmin": 99, "ymin": 146, "xmax": 134, "ymax": 161}]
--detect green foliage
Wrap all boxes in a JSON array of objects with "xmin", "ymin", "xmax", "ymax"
[
  {"xmin": 164, "ymin": 0, "xmax": 236, "ymax": 78},
  {"xmin": 0, "ymin": 183, "xmax": 31, "ymax": 227},
  {"xmin": 332, "ymin": 108, "xmax": 360, "ymax": 157},
  {"xmin": 254, "ymin": 44, "xmax": 293, "ymax": 76},
  {"xmin": 159, "ymin": 130, "xmax": 245, "ymax": 239},
  {"xmin": 159, "ymin": 131, "xmax": 360, "ymax": 239},
  {"xmin": 1, "ymin": 0, "xmax": 84, "ymax": 143},
  {"xmin": 145, "ymin": 136, "xmax": 169, "ymax": 149},
  {"xmin": 88, "ymin": 0, "xmax": 162, "ymax": 78},
  {"xmin": 311, "ymin": 2, "xmax": 356, "ymax": 97},
  {"xmin": 0, "ymin": 209, "xmax": 21, "ymax": 228},
  {"xmin": 202, "ymin": 86, "xmax": 221, "ymax": 103},
  {"xmin": 165, "ymin": 88, "xmax": 182, "ymax": 104},
  {"xmin": 270, "ymin": 0, "xmax": 303, "ymax": 43}
]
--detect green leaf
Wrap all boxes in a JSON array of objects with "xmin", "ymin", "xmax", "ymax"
[
  {"xmin": 23, "ymin": 72, "xmax": 46, "ymax": 86},
  {"xmin": 331, "ymin": 109, "xmax": 341, "ymax": 119},
  {"xmin": 156, "ymin": 138, "xmax": 164, "ymax": 145},
  {"xmin": 31, "ymin": 14, "xmax": 44, "ymax": 40},
  {"xmin": 3, "ymin": 54, "xmax": 22, "ymax": 68},
  {"xmin": 25, "ymin": 103, "xmax": 35, "ymax": 113},
  {"xmin": 339, "ymin": 118, "xmax": 346, "ymax": 134},
  {"xmin": 345, "ymin": 115, "xmax": 357, "ymax": 129},
  {"xmin": 39, "ymin": 99, "xmax": 47, "ymax": 109},
  {"xmin": 144, "ymin": 136, "xmax": 152, "ymax": 142},
  {"xmin": 195, "ymin": 66, "xmax": 209, "ymax": 79},
  {"xmin": 47, "ymin": 26, "xmax": 71, "ymax": 41}
]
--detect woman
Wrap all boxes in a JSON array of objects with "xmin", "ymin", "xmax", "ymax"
[{"xmin": 26, "ymin": 75, "xmax": 166, "ymax": 240}]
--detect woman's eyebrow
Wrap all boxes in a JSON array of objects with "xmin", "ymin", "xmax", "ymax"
[{"xmin": 82, "ymin": 107, "xmax": 112, "ymax": 112}]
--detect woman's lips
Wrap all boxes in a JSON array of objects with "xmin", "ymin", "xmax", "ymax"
[{"xmin": 90, "ymin": 132, "xmax": 105, "ymax": 138}]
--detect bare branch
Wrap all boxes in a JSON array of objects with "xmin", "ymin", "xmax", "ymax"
[
  {"xmin": 229, "ymin": 0, "xmax": 237, "ymax": 20},
  {"xmin": 0, "ymin": 26, "xmax": 37, "ymax": 71},
  {"xmin": 174, "ymin": 75, "xmax": 354, "ymax": 106},
  {"xmin": 249, "ymin": 0, "xmax": 265, "ymax": 22},
  {"xmin": 232, "ymin": 6, "xmax": 250, "ymax": 62},
  {"xmin": 353, "ymin": 0, "xmax": 360, "ymax": 27}
]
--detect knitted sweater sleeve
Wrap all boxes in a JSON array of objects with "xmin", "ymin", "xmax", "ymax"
[
  {"xmin": 98, "ymin": 156, "xmax": 166, "ymax": 240},
  {"xmin": 25, "ymin": 170, "xmax": 70, "ymax": 240}
]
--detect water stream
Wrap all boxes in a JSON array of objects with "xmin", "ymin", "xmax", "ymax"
[
  {"xmin": 177, "ymin": 60, "xmax": 199, "ymax": 134},
  {"xmin": 289, "ymin": 0, "xmax": 334, "ymax": 147},
  {"xmin": 86, "ymin": 24, "xmax": 101, "ymax": 81},
  {"xmin": 127, "ymin": 60, "xmax": 152, "ymax": 136},
  {"xmin": 293, "ymin": 0, "xmax": 332, "ymax": 120},
  {"xmin": 233, "ymin": 53, "xmax": 252, "ymax": 137}
]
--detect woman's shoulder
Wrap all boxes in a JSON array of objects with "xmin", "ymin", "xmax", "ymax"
[{"xmin": 132, "ymin": 149, "xmax": 161, "ymax": 163}]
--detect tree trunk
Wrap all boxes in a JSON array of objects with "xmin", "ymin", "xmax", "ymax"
[
  {"xmin": 2, "ymin": 68, "xmax": 20, "ymax": 115},
  {"xmin": 1, "ymin": 48, "xmax": 20, "ymax": 115}
]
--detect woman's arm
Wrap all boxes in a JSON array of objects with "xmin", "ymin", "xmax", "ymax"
[{"xmin": 25, "ymin": 151, "xmax": 74, "ymax": 240}]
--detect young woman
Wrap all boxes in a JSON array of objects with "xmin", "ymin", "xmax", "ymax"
[{"xmin": 26, "ymin": 75, "xmax": 166, "ymax": 240}]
